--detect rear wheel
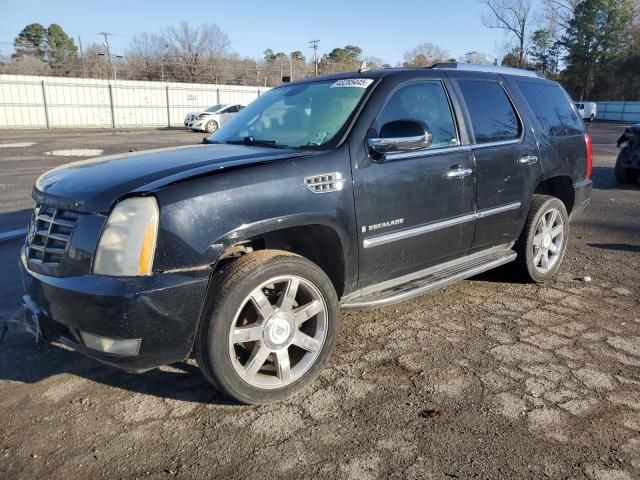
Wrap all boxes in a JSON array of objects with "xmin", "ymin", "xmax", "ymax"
[
  {"xmin": 513, "ymin": 195, "xmax": 569, "ymax": 283},
  {"xmin": 195, "ymin": 250, "xmax": 340, "ymax": 404},
  {"xmin": 204, "ymin": 119, "xmax": 219, "ymax": 133},
  {"xmin": 615, "ymin": 149, "xmax": 639, "ymax": 184}
]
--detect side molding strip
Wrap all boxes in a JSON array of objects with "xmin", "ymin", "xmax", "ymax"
[{"xmin": 362, "ymin": 202, "xmax": 521, "ymax": 249}]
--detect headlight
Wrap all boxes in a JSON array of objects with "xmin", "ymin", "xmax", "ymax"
[{"xmin": 93, "ymin": 197, "xmax": 159, "ymax": 276}]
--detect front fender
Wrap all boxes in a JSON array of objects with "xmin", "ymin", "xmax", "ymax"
[{"xmin": 151, "ymin": 151, "xmax": 358, "ymax": 286}]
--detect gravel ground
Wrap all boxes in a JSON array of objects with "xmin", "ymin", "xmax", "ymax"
[{"xmin": 0, "ymin": 124, "xmax": 639, "ymax": 479}]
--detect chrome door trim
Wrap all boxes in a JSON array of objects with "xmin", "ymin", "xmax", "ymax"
[
  {"xmin": 476, "ymin": 201, "xmax": 522, "ymax": 219},
  {"xmin": 382, "ymin": 144, "xmax": 471, "ymax": 162},
  {"xmin": 362, "ymin": 212, "xmax": 476, "ymax": 249},
  {"xmin": 471, "ymin": 138, "xmax": 521, "ymax": 149},
  {"xmin": 362, "ymin": 201, "xmax": 521, "ymax": 249}
]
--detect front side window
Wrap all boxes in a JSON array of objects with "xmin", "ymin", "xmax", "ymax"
[
  {"xmin": 208, "ymin": 78, "xmax": 374, "ymax": 149},
  {"xmin": 519, "ymin": 82, "xmax": 584, "ymax": 137},
  {"xmin": 458, "ymin": 80, "xmax": 522, "ymax": 144},
  {"xmin": 374, "ymin": 81, "xmax": 459, "ymax": 149}
]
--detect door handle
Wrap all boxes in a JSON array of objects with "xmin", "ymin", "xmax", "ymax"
[
  {"xmin": 445, "ymin": 167, "xmax": 472, "ymax": 179},
  {"xmin": 519, "ymin": 155, "xmax": 538, "ymax": 165}
]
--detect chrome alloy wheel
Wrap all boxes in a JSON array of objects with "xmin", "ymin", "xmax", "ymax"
[
  {"xmin": 228, "ymin": 275, "xmax": 328, "ymax": 389},
  {"xmin": 532, "ymin": 207, "xmax": 564, "ymax": 274}
]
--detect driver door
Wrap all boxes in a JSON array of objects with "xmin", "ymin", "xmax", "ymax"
[{"xmin": 352, "ymin": 79, "xmax": 476, "ymax": 287}]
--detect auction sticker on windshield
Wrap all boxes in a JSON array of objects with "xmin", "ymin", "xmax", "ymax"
[{"xmin": 331, "ymin": 78, "xmax": 374, "ymax": 88}]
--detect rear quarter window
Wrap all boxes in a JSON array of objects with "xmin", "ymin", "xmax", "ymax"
[{"xmin": 518, "ymin": 82, "xmax": 584, "ymax": 137}]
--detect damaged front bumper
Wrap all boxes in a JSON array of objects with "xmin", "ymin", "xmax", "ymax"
[{"xmin": 18, "ymin": 252, "xmax": 211, "ymax": 372}]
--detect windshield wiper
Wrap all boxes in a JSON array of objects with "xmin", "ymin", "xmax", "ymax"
[{"xmin": 226, "ymin": 137, "xmax": 289, "ymax": 149}]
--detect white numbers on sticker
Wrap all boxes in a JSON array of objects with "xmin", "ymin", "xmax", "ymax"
[{"xmin": 330, "ymin": 78, "xmax": 374, "ymax": 88}]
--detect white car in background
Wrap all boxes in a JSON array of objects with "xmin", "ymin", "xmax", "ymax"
[
  {"xmin": 184, "ymin": 104, "xmax": 245, "ymax": 133},
  {"xmin": 575, "ymin": 102, "xmax": 597, "ymax": 122}
]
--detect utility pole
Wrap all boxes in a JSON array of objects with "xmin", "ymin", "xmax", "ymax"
[
  {"xmin": 100, "ymin": 31, "xmax": 115, "ymax": 80},
  {"xmin": 309, "ymin": 39, "xmax": 319, "ymax": 76},
  {"xmin": 78, "ymin": 36, "xmax": 86, "ymax": 77}
]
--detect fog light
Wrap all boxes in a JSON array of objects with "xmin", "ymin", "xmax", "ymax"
[{"xmin": 79, "ymin": 331, "xmax": 141, "ymax": 356}]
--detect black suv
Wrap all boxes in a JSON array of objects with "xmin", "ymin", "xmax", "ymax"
[{"xmin": 20, "ymin": 64, "xmax": 592, "ymax": 404}]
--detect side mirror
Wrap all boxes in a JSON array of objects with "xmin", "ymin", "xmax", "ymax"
[{"xmin": 367, "ymin": 120, "xmax": 433, "ymax": 160}]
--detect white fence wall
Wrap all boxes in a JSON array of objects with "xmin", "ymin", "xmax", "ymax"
[
  {"xmin": 595, "ymin": 102, "xmax": 640, "ymax": 123},
  {"xmin": 0, "ymin": 74, "xmax": 268, "ymax": 129}
]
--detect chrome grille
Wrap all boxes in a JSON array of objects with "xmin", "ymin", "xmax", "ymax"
[{"xmin": 26, "ymin": 205, "xmax": 79, "ymax": 266}]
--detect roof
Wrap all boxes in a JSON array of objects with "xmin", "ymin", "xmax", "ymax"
[{"xmin": 278, "ymin": 64, "xmax": 550, "ymax": 89}]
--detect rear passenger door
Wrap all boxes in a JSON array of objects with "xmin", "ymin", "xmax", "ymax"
[{"xmin": 451, "ymin": 76, "xmax": 542, "ymax": 252}]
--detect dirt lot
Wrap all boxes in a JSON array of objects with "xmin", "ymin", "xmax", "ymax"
[{"xmin": 1, "ymin": 124, "xmax": 639, "ymax": 479}]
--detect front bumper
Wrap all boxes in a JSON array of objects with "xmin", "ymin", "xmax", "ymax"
[
  {"xmin": 571, "ymin": 179, "xmax": 593, "ymax": 219},
  {"xmin": 19, "ymin": 252, "xmax": 210, "ymax": 372},
  {"xmin": 187, "ymin": 119, "xmax": 206, "ymax": 131}
]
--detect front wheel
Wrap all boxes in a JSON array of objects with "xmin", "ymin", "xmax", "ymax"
[
  {"xmin": 513, "ymin": 195, "xmax": 569, "ymax": 283},
  {"xmin": 204, "ymin": 119, "xmax": 219, "ymax": 133},
  {"xmin": 195, "ymin": 250, "xmax": 340, "ymax": 404}
]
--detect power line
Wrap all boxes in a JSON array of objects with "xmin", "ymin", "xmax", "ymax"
[
  {"xmin": 309, "ymin": 39, "xmax": 319, "ymax": 77},
  {"xmin": 99, "ymin": 31, "xmax": 115, "ymax": 80}
]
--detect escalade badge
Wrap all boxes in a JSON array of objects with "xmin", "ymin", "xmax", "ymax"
[{"xmin": 362, "ymin": 218, "xmax": 404, "ymax": 233}]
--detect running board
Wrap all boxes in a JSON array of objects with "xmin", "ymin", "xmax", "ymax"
[{"xmin": 340, "ymin": 248, "xmax": 517, "ymax": 310}]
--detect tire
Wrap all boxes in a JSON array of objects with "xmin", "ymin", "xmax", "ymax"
[
  {"xmin": 615, "ymin": 149, "xmax": 639, "ymax": 184},
  {"xmin": 513, "ymin": 195, "xmax": 569, "ymax": 283},
  {"xmin": 589, "ymin": 114, "xmax": 595, "ymax": 122},
  {"xmin": 204, "ymin": 119, "xmax": 218, "ymax": 133},
  {"xmin": 195, "ymin": 250, "xmax": 340, "ymax": 404}
]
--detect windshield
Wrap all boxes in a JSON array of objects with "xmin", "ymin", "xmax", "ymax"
[
  {"xmin": 207, "ymin": 78, "xmax": 374, "ymax": 149},
  {"xmin": 206, "ymin": 104, "xmax": 226, "ymax": 113}
]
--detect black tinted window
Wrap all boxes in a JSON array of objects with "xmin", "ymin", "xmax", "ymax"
[
  {"xmin": 519, "ymin": 82, "xmax": 584, "ymax": 137},
  {"xmin": 458, "ymin": 80, "xmax": 521, "ymax": 143},
  {"xmin": 376, "ymin": 81, "xmax": 459, "ymax": 149}
]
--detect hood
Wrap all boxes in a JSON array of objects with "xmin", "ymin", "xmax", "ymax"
[{"xmin": 34, "ymin": 144, "xmax": 309, "ymax": 213}]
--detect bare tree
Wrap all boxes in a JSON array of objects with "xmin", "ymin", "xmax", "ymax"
[
  {"xmin": 403, "ymin": 42, "xmax": 450, "ymax": 66},
  {"xmin": 479, "ymin": 0, "xmax": 532, "ymax": 67},
  {"xmin": 460, "ymin": 51, "xmax": 494, "ymax": 64},
  {"xmin": 126, "ymin": 32, "xmax": 167, "ymax": 80},
  {"xmin": 163, "ymin": 22, "xmax": 230, "ymax": 82},
  {"xmin": 541, "ymin": 0, "xmax": 582, "ymax": 33}
]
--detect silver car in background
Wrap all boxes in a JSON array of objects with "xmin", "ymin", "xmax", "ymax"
[{"xmin": 184, "ymin": 104, "xmax": 245, "ymax": 133}]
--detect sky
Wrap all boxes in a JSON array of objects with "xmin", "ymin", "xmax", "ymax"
[{"xmin": 0, "ymin": 0, "xmax": 527, "ymax": 65}]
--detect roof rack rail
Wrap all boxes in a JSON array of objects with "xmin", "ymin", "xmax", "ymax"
[{"xmin": 430, "ymin": 63, "xmax": 543, "ymax": 78}]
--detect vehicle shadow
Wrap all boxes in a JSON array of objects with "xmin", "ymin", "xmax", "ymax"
[
  {"xmin": 0, "ymin": 332, "xmax": 240, "ymax": 406},
  {"xmin": 592, "ymin": 166, "xmax": 639, "ymax": 191},
  {"xmin": 587, "ymin": 242, "xmax": 640, "ymax": 253},
  {"xmin": 468, "ymin": 266, "xmax": 528, "ymax": 284}
]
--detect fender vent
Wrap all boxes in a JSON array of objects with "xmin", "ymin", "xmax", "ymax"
[{"xmin": 304, "ymin": 172, "xmax": 345, "ymax": 193}]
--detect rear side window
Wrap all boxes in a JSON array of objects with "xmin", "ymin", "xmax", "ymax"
[
  {"xmin": 518, "ymin": 82, "xmax": 584, "ymax": 137},
  {"xmin": 458, "ymin": 80, "xmax": 521, "ymax": 144}
]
